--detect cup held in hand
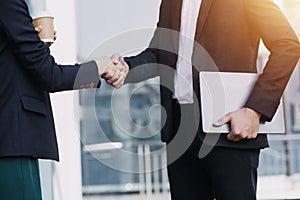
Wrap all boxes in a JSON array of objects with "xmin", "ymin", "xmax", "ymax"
[{"xmin": 32, "ymin": 12, "xmax": 54, "ymax": 43}]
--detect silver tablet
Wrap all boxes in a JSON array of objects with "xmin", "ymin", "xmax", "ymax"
[{"xmin": 199, "ymin": 71, "xmax": 285, "ymax": 133}]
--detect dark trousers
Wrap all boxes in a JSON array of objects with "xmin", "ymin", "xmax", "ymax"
[
  {"xmin": 167, "ymin": 139, "xmax": 260, "ymax": 200},
  {"xmin": 0, "ymin": 157, "xmax": 42, "ymax": 200}
]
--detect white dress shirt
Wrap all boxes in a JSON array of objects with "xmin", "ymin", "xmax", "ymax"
[{"xmin": 174, "ymin": 0, "xmax": 202, "ymax": 104}]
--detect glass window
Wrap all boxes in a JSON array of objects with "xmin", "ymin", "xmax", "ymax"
[{"xmin": 79, "ymin": 80, "xmax": 165, "ymax": 195}]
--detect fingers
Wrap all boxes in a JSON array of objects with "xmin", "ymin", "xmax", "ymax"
[
  {"xmin": 111, "ymin": 72, "xmax": 125, "ymax": 88},
  {"xmin": 80, "ymin": 83, "xmax": 95, "ymax": 89},
  {"xmin": 214, "ymin": 108, "xmax": 260, "ymax": 142},
  {"xmin": 45, "ymin": 42, "xmax": 54, "ymax": 47},
  {"xmin": 227, "ymin": 130, "xmax": 243, "ymax": 142},
  {"xmin": 213, "ymin": 114, "xmax": 231, "ymax": 127},
  {"xmin": 54, "ymin": 30, "xmax": 57, "ymax": 41},
  {"xmin": 105, "ymin": 70, "xmax": 121, "ymax": 84},
  {"xmin": 213, "ymin": 113, "xmax": 243, "ymax": 142},
  {"xmin": 111, "ymin": 53, "xmax": 120, "ymax": 64},
  {"xmin": 104, "ymin": 69, "xmax": 126, "ymax": 88},
  {"xmin": 110, "ymin": 54, "xmax": 129, "ymax": 74},
  {"xmin": 35, "ymin": 25, "xmax": 43, "ymax": 32},
  {"xmin": 95, "ymin": 54, "xmax": 128, "ymax": 89},
  {"xmin": 105, "ymin": 54, "xmax": 128, "ymax": 88},
  {"xmin": 102, "ymin": 62, "xmax": 124, "ymax": 78},
  {"xmin": 227, "ymin": 128, "xmax": 257, "ymax": 142}
]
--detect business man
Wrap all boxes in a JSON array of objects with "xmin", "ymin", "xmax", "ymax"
[
  {"xmin": 0, "ymin": 0, "xmax": 127, "ymax": 199},
  {"xmin": 111, "ymin": 0, "xmax": 300, "ymax": 199}
]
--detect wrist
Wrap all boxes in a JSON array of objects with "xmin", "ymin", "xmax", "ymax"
[
  {"xmin": 244, "ymin": 107, "xmax": 261, "ymax": 118},
  {"xmin": 95, "ymin": 57, "xmax": 108, "ymax": 75}
]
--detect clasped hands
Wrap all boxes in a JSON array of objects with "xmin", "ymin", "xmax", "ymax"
[{"xmin": 95, "ymin": 54, "xmax": 129, "ymax": 88}]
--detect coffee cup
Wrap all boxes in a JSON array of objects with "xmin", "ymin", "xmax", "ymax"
[{"xmin": 32, "ymin": 12, "xmax": 54, "ymax": 43}]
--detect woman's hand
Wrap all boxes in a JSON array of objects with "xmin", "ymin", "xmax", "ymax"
[{"xmin": 35, "ymin": 25, "xmax": 57, "ymax": 47}]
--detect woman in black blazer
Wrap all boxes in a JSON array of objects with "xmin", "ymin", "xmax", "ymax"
[{"xmin": 0, "ymin": 0, "xmax": 126, "ymax": 199}]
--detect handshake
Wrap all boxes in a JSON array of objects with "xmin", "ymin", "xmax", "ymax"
[{"xmin": 95, "ymin": 54, "xmax": 128, "ymax": 89}]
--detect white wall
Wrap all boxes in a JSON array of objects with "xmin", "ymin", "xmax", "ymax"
[
  {"xmin": 75, "ymin": 0, "xmax": 161, "ymax": 61},
  {"xmin": 45, "ymin": 0, "xmax": 82, "ymax": 200}
]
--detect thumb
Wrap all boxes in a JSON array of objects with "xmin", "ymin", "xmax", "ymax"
[
  {"xmin": 35, "ymin": 25, "xmax": 43, "ymax": 32},
  {"xmin": 111, "ymin": 53, "xmax": 120, "ymax": 64},
  {"xmin": 120, "ymin": 56, "xmax": 129, "ymax": 73},
  {"xmin": 213, "ymin": 114, "xmax": 231, "ymax": 127}
]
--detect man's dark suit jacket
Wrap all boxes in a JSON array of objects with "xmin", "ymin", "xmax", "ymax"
[
  {"xmin": 0, "ymin": 0, "xmax": 100, "ymax": 161},
  {"xmin": 125, "ymin": 0, "xmax": 300, "ymax": 148}
]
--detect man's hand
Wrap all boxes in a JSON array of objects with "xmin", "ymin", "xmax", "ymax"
[
  {"xmin": 213, "ymin": 107, "xmax": 261, "ymax": 142},
  {"xmin": 108, "ymin": 54, "xmax": 129, "ymax": 88},
  {"xmin": 95, "ymin": 56, "xmax": 128, "ymax": 88}
]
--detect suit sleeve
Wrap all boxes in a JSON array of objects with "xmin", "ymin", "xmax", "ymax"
[
  {"xmin": 124, "ymin": 31, "xmax": 160, "ymax": 83},
  {"xmin": 243, "ymin": 0, "xmax": 300, "ymax": 121},
  {"xmin": 0, "ymin": 0, "xmax": 100, "ymax": 92}
]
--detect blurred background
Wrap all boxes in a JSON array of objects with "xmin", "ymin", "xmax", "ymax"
[{"xmin": 26, "ymin": 0, "xmax": 300, "ymax": 199}]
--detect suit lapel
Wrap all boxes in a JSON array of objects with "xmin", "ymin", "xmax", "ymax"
[
  {"xmin": 196, "ymin": 0, "xmax": 213, "ymax": 39},
  {"xmin": 171, "ymin": 0, "xmax": 213, "ymax": 40}
]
